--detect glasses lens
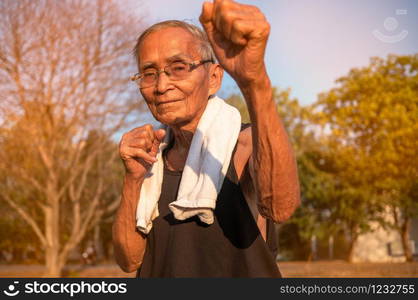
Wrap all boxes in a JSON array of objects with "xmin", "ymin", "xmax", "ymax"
[
  {"xmin": 168, "ymin": 62, "xmax": 189, "ymax": 80},
  {"xmin": 140, "ymin": 70, "xmax": 157, "ymax": 88}
]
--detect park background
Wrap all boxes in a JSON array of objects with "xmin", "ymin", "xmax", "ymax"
[{"xmin": 0, "ymin": 0, "xmax": 417, "ymax": 277}]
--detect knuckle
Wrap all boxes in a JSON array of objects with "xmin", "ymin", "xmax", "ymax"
[
  {"xmin": 129, "ymin": 127, "xmax": 142, "ymax": 135},
  {"xmin": 138, "ymin": 131, "xmax": 148, "ymax": 138},
  {"xmin": 220, "ymin": 0, "xmax": 231, "ymax": 10},
  {"xmin": 142, "ymin": 124, "xmax": 153, "ymax": 131},
  {"xmin": 122, "ymin": 131, "xmax": 137, "ymax": 142},
  {"xmin": 248, "ymin": 5, "xmax": 260, "ymax": 13},
  {"xmin": 119, "ymin": 149, "xmax": 129, "ymax": 160},
  {"xmin": 119, "ymin": 138, "xmax": 128, "ymax": 149},
  {"xmin": 222, "ymin": 11, "xmax": 234, "ymax": 22},
  {"xmin": 119, "ymin": 143, "xmax": 127, "ymax": 152},
  {"xmin": 232, "ymin": 18, "xmax": 243, "ymax": 29},
  {"xmin": 262, "ymin": 21, "xmax": 270, "ymax": 35},
  {"xmin": 137, "ymin": 139, "xmax": 146, "ymax": 148},
  {"xmin": 133, "ymin": 148, "xmax": 142, "ymax": 156}
]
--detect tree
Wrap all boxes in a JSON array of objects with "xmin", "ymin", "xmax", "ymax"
[
  {"xmin": 314, "ymin": 54, "xmax": 418, "ymax": 261},
  {"xmin": 225, "ymin": 93, "xmax": 250, "ymax": 123},
  {"xmin": 0, "ymin": 200, "xmax": 42, "ymax": 263},
  {"xmin": 0, "ymin": 0, "xmax": 146, "ymax": 276}
]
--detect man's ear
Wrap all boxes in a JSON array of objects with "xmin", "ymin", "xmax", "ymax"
[{"xmin": 208, "ymin": 63, "xmax": 223, "ymax": 97}]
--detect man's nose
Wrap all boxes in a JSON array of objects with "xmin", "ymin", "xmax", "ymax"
[{"xmin": 156, "ymin": 71, "xmax": 172, "ymax": 94}]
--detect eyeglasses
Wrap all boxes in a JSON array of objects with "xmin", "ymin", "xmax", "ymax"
[{"xmin": 131, "ymin": 59, "xmax": 213, "ymax": 89}]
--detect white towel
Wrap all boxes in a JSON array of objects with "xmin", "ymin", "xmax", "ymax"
[{"xmin": 136, "ymin": 96, "xmax": 241, "ymax": 234}]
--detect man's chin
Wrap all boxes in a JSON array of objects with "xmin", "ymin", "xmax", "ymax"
[{"xmin": 155, "ymin": 114, "xmax": 186, "ymax": 127}]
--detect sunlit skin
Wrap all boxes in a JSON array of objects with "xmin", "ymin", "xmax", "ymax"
[
  {"xmin": 136, "ymin": 27, "xmax": 223, "ymax": 165},
  {"xmin": 113, "ymin": 0, "xmax": 301, "ymax": 273},
  {"xmin": 138, "ymin": 27, "xmax": 216, "ymax": 128}
]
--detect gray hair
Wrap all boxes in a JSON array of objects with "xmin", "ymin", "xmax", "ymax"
[{"xmin": 133, "ymin": 20, "xmax": 216, "ymax": 66}]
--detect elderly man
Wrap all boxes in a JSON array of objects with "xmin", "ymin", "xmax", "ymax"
[{"xmin": 112, "ymin": 0, "xmax": 300, "ymax": 277}]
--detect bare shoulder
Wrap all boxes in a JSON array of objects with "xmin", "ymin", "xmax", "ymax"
[
  {"xmin": 238, "ymin": 125, "xmax": 252, "ymax": 148},
  {"xmin": 233, "ymin": 125, "xmax": 253, "ymax": 181}
]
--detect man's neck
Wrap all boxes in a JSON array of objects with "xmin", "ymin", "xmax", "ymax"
[
  {"xmin": 164, "ymin": 124, "xmax": 195, "ymax": 171},
  {"xmin": 169, "ymin": 102, "xmax": 206, "ymax": 154},
  {"xmin": 170, "ymin": 126, "xmax": 194, "ymax": 155}
]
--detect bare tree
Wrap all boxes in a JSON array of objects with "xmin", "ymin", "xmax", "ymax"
[{"xmin": 0, "ymin": 0, "xmax": 146, "ymax": 276}]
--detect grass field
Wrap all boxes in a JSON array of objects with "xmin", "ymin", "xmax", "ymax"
[{"xmin": 1, "ymin": 261, "xmax": 417, "ymax": 278}]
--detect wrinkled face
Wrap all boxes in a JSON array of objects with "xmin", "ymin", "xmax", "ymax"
[{"xmin": 137, "ymin": 27, "xmax": 214, "ymax": 126}]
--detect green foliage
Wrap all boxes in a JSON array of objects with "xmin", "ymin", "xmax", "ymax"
[
  {"xmin": 315, "ymin": 54, "xmax": 418, "ymax": 224},
  {"xmin": 268, "ymin": 54, "xmax": 418, "ymax": 261},
  {"xmin": 225, "ymin": 93, "xmax": 251, "ymax": 123},
  {"xmin": 305, "ymin": 54, "xmax": 418, "ymax": 260}
]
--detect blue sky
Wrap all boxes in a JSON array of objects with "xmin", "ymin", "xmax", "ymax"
[{"xmin": 133, "ymin": 0, "xmax": 418, "ymax": 107}]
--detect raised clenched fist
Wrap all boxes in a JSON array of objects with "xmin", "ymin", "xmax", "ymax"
[
  {"xmin": 200, "ymin": 0, "xmax": 270, "ymax": 87},
  {"xmin": 119, "ymin": 124, "xmax": 166, "ymax": 180}
]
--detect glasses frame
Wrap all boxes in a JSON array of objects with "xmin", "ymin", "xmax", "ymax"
[{"xmin": 131, "ymin": 59, "xmax": 213, "ymax": 89}]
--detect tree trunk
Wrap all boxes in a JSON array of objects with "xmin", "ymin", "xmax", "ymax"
[
  {"xmin": 347, "ymin": 238, "xmax": 357, "ymax": 263},
  {"xmin": 346, "ymin": 224, "xmax": 358, "ymax": 263},
  {"xmin": 94, "ymin": 224, "xmax": 104, "ymax": 262},
  {"xmin": 44, "ymin": 191, "xmax": 62, "ymax": 277},
  {"xmin": 400, "ymin": 216, "xmax": 413, "ymax": 262},
  {"xmin": 45, "ymin": 246, "xmax": 63, "ymax": 277}
]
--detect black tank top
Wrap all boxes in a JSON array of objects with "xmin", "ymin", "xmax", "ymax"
[{"xmin": 137, "ymin": 124, "xmax": 281, "ymax": 277}]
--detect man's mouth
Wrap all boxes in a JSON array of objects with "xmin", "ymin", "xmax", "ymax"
[{"xmin": 156, "ymin": 99, "xmax": 183, "ymax": 106}]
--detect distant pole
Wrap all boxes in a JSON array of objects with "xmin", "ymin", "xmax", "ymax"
[
  {"xmin": 311, "ymin": 235, "xmax": 317, "ymax": 261},
  {"xmin": 328, "ymin": 236, "xmax": 334, "ymax": 260}
]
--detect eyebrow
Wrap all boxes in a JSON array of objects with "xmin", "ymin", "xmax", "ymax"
[{"xmin": 141, "ymin": 53, "xmax": 193, "ymax": 70}]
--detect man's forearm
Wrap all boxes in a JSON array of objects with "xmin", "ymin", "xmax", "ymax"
[
  {"xmin": 112, "ymin": 174, "xmax": 146, "ymax": 273},
  {"xmin": 239, "ymin": 74, "xmax": 300, "ymax": 222}
]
